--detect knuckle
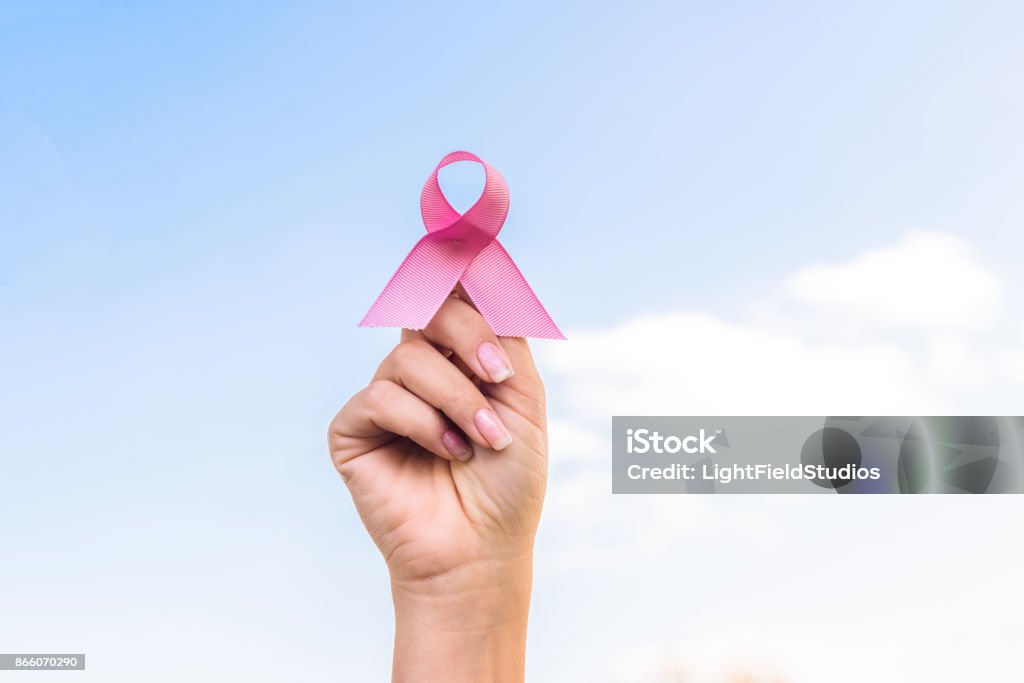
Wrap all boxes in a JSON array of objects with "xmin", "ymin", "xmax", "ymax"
[
  {"xmin": 327, "ymin": 410, "xmax": 343, "ymax": 443},
  {"xmin": 363, "ymin": 379, "xmax": 395, "ymax": 413},
  {"xmin": 388, "ymin": 338, "xmax": 430, "ymax": 368},
  {"xmin": 444, "ymin": 379, "xmax": 485, "ymax": 419},
  {"xmin": 327, "ymin": 394, "xmax": 360, "ymax": 442},
  {"xmin": 414, "ymin": 408, "xmax": 443, "ymax": 438}
]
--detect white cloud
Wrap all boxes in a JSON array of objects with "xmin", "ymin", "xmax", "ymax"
[
  {"xmin": 547, "ymin": 417, "xmax": 607, "ymax": 462},
  {"xmin": 532, "ymin": 230, "xmax": 1023, "ymax": 683},
  {"xmin": 1005, "ymin": 349, "xmax": 1024, "ymax": 382},
  {"xmin": 536, "ymin": 231, "xmax": 1022, "ymax": 572},
  {"xmin": 592, "ymin": 623, "xmax": 1024, "ymax": 683},
  {"xmin": 784, "ymin": 231, "xmax": 1002, "ymax": 331},
  {"xmin": 540, "ymin": 230, "xmax": 1020, "ymax": 419},
  {"xmin": 543, "ymin": 311, "xmax": 932, "ymax": 416}
]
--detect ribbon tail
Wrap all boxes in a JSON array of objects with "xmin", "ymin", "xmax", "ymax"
[
  {"xmin": 459, "ymin": 240, "xmax": 566, "ymax": 340},
  {"xmin": 359, "ymin": 232, "xmax": 470, "ymax": 330}
]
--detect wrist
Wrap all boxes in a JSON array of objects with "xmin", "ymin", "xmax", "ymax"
[{"xmin": 390, "ymin": 554, "xmax": 533, "ymax": 683}]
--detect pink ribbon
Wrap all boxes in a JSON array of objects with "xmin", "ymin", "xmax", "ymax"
[{"xmin": 359, "ymin": 151, "xmax": 565, "ymax": 339}]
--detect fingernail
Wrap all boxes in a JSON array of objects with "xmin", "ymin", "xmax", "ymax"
[
  {"xmin": 474, "ymin": 408, "xmax": 512, "ymax": 450},
  {"xmin": 442, "ymin": 429, "xmax": 473, "ymax": 462},
  {"xmin": 478, "ymin": 342, "xmax": 514, "ymax": 383}
]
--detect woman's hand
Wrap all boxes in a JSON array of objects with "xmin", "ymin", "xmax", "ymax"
[{"xmin": 328, "ymin": 290, "xmax": 548, "ymax": 683}]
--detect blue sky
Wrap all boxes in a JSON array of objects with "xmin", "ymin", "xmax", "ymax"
[{"xmin": 2, "ymin": 2, "xmax": 1023, "ymax": 681}]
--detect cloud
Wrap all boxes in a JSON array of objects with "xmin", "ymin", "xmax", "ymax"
[
  {"xmin": 591, "ymin": 623, "xmax": 1024, "ymax": 683},
  {"xmin": 540, "ymin": 230, "xmax": 1020, "ymax": 419},
  {"xmin": 784, "ymin": 231, "xmax": 1002, "ymax": 331},
  {"xmin": 531, "ymin": 230, "xmax": 1023, "ymax": 682},
  {"xmin": 547, "ymin": 416, "xmax": 607, "ymax": 462},
  {"xmin": 543, "ymin": 311, "xmax": 931, "ymax": 416},
  {"xmin": 536, "ymin": 231, "xmax": 1023, "ymax": 572}
]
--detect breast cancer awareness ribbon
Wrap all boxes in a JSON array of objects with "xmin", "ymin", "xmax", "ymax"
[{"xmin": 359, "ymin": 151, "xmax": 565, "ymax": 339}]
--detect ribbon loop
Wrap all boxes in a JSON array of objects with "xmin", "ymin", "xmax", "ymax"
[{"xmin": 359, "ymin": 152, "xmax": 564, "ymax": 339}]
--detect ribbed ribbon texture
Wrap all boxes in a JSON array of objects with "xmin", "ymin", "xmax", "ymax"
[{"xmin": 359, "ymin": 151, "xmax": 565, "ymax": 339}]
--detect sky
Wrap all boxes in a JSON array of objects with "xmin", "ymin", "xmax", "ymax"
[{"xmin": 1, "ymin": 2, "xmax": 1023, "ymax": 681}]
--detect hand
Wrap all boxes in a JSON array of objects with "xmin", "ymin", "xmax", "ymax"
[{"xmin": 329, "ymin": 290, "xmax": 548, "ymax": 683}]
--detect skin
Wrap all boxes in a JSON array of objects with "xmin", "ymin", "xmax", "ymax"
[{"xmin": 328, "ymin": 290, "xmax": 548, "ymax": 683}]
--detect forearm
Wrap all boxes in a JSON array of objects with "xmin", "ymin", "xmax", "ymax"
[{"xmin": 390, "ymin": 559, "xmax": 533, "ymax": 683}]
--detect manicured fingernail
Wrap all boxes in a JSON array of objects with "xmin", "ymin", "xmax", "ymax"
[
  {"xmin": 477, "ymin": 342, "xmax": 514, "ymax": 383},
  {"xmin": 474, "ymin": 408, "xmax": 512, "ymax": 450},
  {"xmin": 442, "ymin": 429, "xmax": 472, "ymax": 462}
]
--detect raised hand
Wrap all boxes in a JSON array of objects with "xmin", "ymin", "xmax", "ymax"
[{"xmin": 329, "ymin": 290, "xmax": 548, "ymax": 683}]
